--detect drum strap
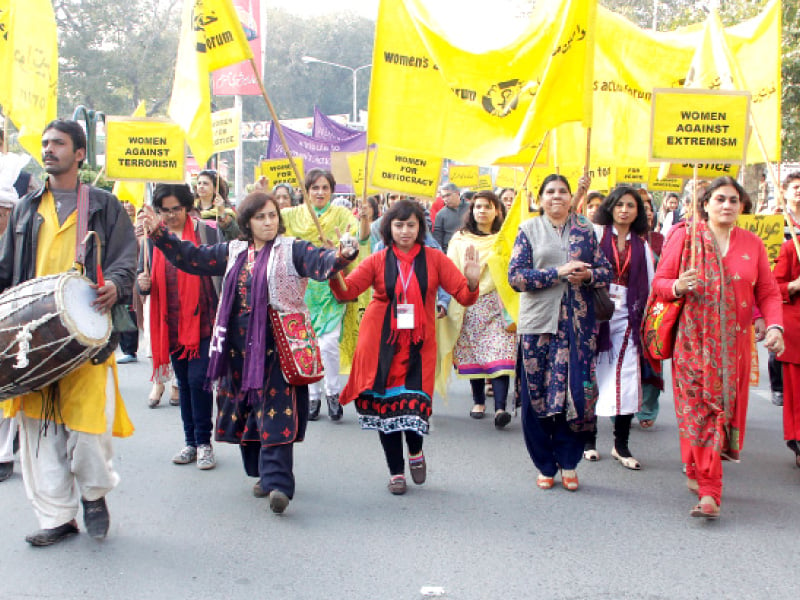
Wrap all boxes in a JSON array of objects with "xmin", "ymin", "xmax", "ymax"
[{"xmin": 74, "ymin": 183, "xmax": 90, "ymax": 268}]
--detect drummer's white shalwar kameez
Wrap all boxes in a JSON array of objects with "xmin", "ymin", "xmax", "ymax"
[{"xmin": 0, "ymin": 417, "xmax": 16, "ymax": 462}]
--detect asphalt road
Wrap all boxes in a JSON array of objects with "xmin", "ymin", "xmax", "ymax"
[{"xmin": 1, "ymin": 348, "xmax": 799, "ymax": 600}]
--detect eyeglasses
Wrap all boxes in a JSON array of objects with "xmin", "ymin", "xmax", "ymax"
[{"xmin": 158, "ymin": 206, "xmax": 186, "ymax": 216}]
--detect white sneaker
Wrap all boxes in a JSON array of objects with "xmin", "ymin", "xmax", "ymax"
[
  {"xmin": 196, "ymin": 444, "xmax": 216, "ymax": 470},
  {"xmin": 172, "ymin": 445, "xmax": 197, "ymax": 465}
]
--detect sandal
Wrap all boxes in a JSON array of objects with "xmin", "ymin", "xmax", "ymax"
[
  {"xmin": 536, "ymin": 474, "xmax": 555, "ymax": 490},
  {"xmin": 611, "ymin": 447, "xmax": 641, "ymax": 470},
  {"xmin": 148, "ymin": 383, "xmax": 165, "ymax": 409},
  {"xmin": 639, "ymin": 419, "xmax": 654, "ymax": 429},
  {"xmin": 561, "ymin": 469, "xmax": 579, "ymax": 492},
  {"xmin": 690, "ymin": 496, "xmax": 720, "ymax": 519},
  {"xmin": 469, "ymin": 405, "xmax": 486, "ymax": 419},
  {"xmin": 169, "ymin": 385, "xmax": 180, "ymax": 406},
  {"xmin": 583, "ymin": 449, "xmax": 600, "ymax": 462}
]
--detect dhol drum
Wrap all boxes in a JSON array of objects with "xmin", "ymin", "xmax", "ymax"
[{"xmin": 0, "ymin": 271, "xmax": 112, "ymax": 400}]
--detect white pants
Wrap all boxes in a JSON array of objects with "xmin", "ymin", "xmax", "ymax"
[
  {"xmin": 18, "ymin": 368, "xmax": 119, "ymax": 529},
  {"xmin": 309, "ymin": 324, "xmax": 342, "ymax": 400},
  {"xmin": 0, "ymin": 416, "xmax": 17, "ymax": 462}
]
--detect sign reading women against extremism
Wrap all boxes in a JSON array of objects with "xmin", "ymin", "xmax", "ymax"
[
  {"xmin": 106, "ymin": 118, "xmax": 185, "ymax": 182},
  {"xmin": 650, "ymin": 89, "xmax": 750, "ymax": 163}
]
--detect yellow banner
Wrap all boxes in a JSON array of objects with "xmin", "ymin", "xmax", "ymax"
[
  {"xmin": 552, "ymin": 2, "xmax": 780, "ymax": 168},
  {"xmin": 650, "ymin": 89, "xmax": 749, "ymax": 163},
  {"xmin": 736, "ymin": 214, "xmax": 783, "ymax": 267},
  {"xmin": 647, "ymin": 168, "xmax": 684, "ymax": 193},
  {"xmin": 0, "ymin": 0, "xmax": 58, "ymax": 162},
  {"xmin": 666, "ymin": 162, "xmax": 740, "ymax": 180},
  {"xmin": 203, "ymin": 0, "xmax": 254, "ymax": 72},
  {"xmin": 259, "ymin": 157, "xmax": 305, "ymax": 188},
  {"xmin": 342, "ymin": 150, "xmax": 381, "ymax": 197},
  {"xmin": 368, "ymin": 0, "xmax": 595, "ymax": 165},
  {"xmin": 169, "ymin": 0, "xmax": 253, "ymax": 167},
  {"xmin": 613, "ymin": 167, "xmax": 647, "ymax": 185},
  {"xmin": 474, "ymin": 174, "xmax": 493, "ymax": 191},
  {"xmin": 449, "ymin": 165, "xmax": 480, "ymax": 189},
  {"xmin": 371, "ymin": 145, "xmax": 442, "ymax": 198},
  {"xmin": 211, "ymin": 108, "xmax": 240, "ymax": 153},
  {"xmin": 495, "ymin": 167, "xmax": 525, "ymax": 190},
  {"xmin": 106, "ymin": 118, "xmax": 185, "ymax": 183}
]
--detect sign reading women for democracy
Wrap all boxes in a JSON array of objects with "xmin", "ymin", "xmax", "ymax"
[
  {"xmin": 650, "ymin": 89, "xmax": 750, "ymax": 163},
  {"xmin": 106, "ymin": 118, "xmax": 185, "ymax": 182},
  {"xmin": 370, "ymin": 145, "xmax": 442, "ymax": 198}
]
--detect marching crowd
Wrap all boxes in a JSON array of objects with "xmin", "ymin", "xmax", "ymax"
[{"xmin": 0, "ymin": 119, "xmax": 798, "ymax": 547}]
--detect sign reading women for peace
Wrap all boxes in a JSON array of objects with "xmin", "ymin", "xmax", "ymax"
[
  {"xmin": 650, "ymin": 89, "xmax": 750, "ymax": 163},
  {"xmin": 613, "ymin": 167, "xmax": 647, "ymax": 185},
  {"xmin": 106, "ymin": 118, "xmax": 185, "ymax": 182},
  {"xmin": 370, "ymin": 146, "xmax": 441, "ymax": 198},
  {"xmin": 258, "ymin": 157, "xmax": 305, "ymax": 188}
]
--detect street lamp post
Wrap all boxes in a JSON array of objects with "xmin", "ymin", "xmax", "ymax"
[{"xmin": 302, "ymin": 56, "xmax": 372, "ymax": 124}]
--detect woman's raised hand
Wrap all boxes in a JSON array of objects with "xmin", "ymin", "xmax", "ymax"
[
  {"xmin": 139, "ymin": 205, "xmax": 159, "ymax": 235},
  {"xmin": 463, "ymin": 245, "xmax": 481, "ymax": 290}
]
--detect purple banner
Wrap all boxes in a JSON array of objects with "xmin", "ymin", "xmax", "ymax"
[
  {"xmin": 312, "ymin": 106, "xmax": 366, "ymax": 145},
  {"xmin": 266, "ymin": 122, "xmax": 365, "ymax": 193}
]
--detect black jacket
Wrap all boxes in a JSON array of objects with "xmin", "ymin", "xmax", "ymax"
[{"xmin": 0, "ymin": 180, "xmax": 137, "ymax": 303}]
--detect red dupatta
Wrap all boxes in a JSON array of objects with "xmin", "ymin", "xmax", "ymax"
[{"xmin": 673, "ymin": 221, "xmax": 739, "ymax": 455}]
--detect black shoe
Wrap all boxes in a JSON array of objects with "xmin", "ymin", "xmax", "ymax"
[
  {"xmin": 309, "ymin": 398, "xmax": 321, "ymax": 421},
  {"xmin": 0, "ymin": 461, "xmax": 12, "ymax": 482},
  {"xmin": 327, "ymin": 394, "xmax": 343, "ymax": 421},
  {"xmin": 494, "ymin": 410, "xmax": 512, "ymax": 430},
  {"xmin": 82, "ymin": 497, "xmax": 110, "ymax": 540},
  {"xmin": 25, "ymin": 521, "xmax": 79, "ymax": 547}
]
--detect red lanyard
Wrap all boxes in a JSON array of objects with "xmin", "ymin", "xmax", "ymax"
[{"xmin": 611, "ymin": 235, "xmax": 631, "ymax": 277}]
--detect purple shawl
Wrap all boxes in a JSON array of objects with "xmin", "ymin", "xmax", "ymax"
[
  {"xmin": 599, "ymin": 226, "xmax": 648, "ymax": 353},
  {"xmin": 206, "ymin": 241, "xmax": 274, "ymax": 402}
]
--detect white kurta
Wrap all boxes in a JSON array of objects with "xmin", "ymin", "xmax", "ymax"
[{"xmin": 594, "ymin": 227, "xmax": 655, "ymax": 417}]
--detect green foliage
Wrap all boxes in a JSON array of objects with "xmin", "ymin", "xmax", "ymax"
[{"xmin": 79, "ymin": 167, "xmax": 114, "ymax": 191}]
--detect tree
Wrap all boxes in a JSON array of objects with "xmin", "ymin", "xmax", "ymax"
[{"xmin": 54, "ymin": 0, "xmax": 180, "ymax": 117}]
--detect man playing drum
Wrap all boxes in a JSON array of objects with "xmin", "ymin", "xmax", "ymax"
[{"xmin": 0, "ymin": 120, "xmax": 137, "ymax": 546}]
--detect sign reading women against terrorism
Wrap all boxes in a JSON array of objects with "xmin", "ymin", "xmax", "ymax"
[
  {"xmin": 257, "ymin": 157, "xmax": 305, "ymax": 188},
  {"xmin": 212, "ymin": 108, "xmax": 240, "ymax": 153},
  {"xmin": 106, "ymin": 118, "xmax": 185, "ymax": 182},
  {"xmin": 370, "ymin": 146, "xmax": 442, "ymax": 198},
  {"xmin": 650, "ymin": 89, "xmax": 750, "ymax": 163},
  {"xmin": 448, "ymin": 165, "xmax": 480, "ymax": 188}
]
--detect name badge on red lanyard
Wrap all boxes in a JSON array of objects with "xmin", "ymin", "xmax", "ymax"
[{"xmin": 396, "ymin": 260, "xmax": 415, "ymax": 329}]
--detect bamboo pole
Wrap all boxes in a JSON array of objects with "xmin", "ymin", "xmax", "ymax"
[
  {"xmin": 247, "ymin": 57, "xmax": 346, "ymax": 289},
  {"xmin": 690, "ymin": 163, "xmax": 698, "ymax": 270}
]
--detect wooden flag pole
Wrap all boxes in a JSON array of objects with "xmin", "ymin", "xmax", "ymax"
[
  {"xmin": 690, "ymin": 163, "xmax": 698, "ymax": 270},
  {"xmin": 578, "ymin": 127, "xmax": 592, "ymax": 215},
  {"xmin": 247, "ymin": 57, "xmax": 346, "ymax": 289},
  {"xmin": 520, "ymin": 130, "xmax": 550, "ymax": 190}
]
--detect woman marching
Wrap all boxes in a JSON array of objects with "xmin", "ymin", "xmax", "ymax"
[
  {"xmin": 140, "ymin": 192, "xmax": 358, "ymax": 513},
  {"xmin": 330, "ymin": 200, "xmax": 480, "ymax": 495},
  {"xmin": 195, "ymin": 169, "xmax": 240, "ymax": 242},
  {"xmin": 584, "ymin": 186, "xmax": 654, "ymax": 469},
  {"xmin": 439, "ymin": 191, "xmax": 517, "ymax": 428},
  {"xmin": 652, "ymin": 176, "xmax": 783, "ymax": 519},
  {"xmin": 509, "ymin": 175, "xmax": 611, "ymax": 492}
]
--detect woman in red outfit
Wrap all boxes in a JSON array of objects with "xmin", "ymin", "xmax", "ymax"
[
  {"xmin": 330, "ymin": 200, "xmax": 480, "ymax": 495},
  {"xmin": 652, "ymin": 176, "xmax": 784, "ymax": 519}
]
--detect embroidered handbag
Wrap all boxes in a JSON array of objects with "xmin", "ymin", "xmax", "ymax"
[
  {"xmin": 268, "ymin": 306, "xmax": 324, "ymax": 385},
  {"xmin": 641, "ymin": 293, "xmax": 685, "ymax": 361},
  {"xmin": 592, "ymin": 286, "xmax": 614, "ymax": 322}
]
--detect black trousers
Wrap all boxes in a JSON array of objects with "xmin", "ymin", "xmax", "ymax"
[
  {"xmin": 241, "ymin": 442, "xmax": 296, "ymax": 498},
  {"xmin": 379, "ymin": 431, "xmax": 423, "ymax": 476}
]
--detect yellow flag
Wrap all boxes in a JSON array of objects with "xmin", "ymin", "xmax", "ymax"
[
  {"xmin": 487, "ymin": 189, "xmax": 530, "ymax": 322},
  {"xmin": 0, "ymin": 0, "xmax": 58, "ymax": 162},
  {"xmin": 551, "ymin": 2, "xmax": 780, "ymax": 168},
  {"xmin": 368, "ymin": 0, "xmax": 595, "ymax": 165},
  {"xmin": 169, "ymin": 0, "xmax": 253, "ymax": 167},
  {"xmin": 112, "ymin": 102, "xmax": 148, "ymax": 208}
]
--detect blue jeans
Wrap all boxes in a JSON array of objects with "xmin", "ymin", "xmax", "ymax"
[{"xmin": 171, "ymin": 337, "xmax": 213, "ymax": 447}]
